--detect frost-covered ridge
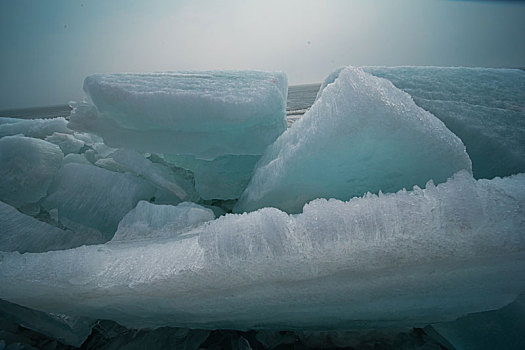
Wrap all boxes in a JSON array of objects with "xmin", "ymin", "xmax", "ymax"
[{"xmin": 1, "ymin": 171, "xmax": 524, "ymax": 329}]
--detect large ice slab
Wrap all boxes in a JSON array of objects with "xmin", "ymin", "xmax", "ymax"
[
  {"xmin": 42, "ymin": 163, "xmax": 156, "ymax": 240},
  {"xmin": 0, "ymin": 136, "xmax": 63, "ymax": 208},
  {"xmin": 364, "ymin": 66, "xmax": 525, "ymax": 179},
  {"xmin": 111, "ymin": 201, "xmax": 214, "ymax": 242},
  {"xmin": 0, "ymin": 201, "xmax": 103, "ymax": 253},
  {"xmin": 69, "ymin": 71, "xmax": 287, "ymax": 160},
  {"xmin": 1, "ymin": 172, "xmax": 524, "ymax": 330},
  {"xmin": 236, "ymin": 67, "xmax": 472, "ymax": 213}
]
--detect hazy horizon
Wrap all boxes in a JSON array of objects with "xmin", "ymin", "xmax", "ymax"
[{"xmin": 1, "ymin": 0, "xmax": 525, "ymax": 109}]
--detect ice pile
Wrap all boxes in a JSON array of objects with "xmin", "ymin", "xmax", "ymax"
[
  {"xmin": 364, "ymin": 66, "xmax": 525, "ymax": 179},
  {"xmin": 1, "ymin": 171, "xmax": 524, "ymax": 329},
  {"xmin": 236, "ymin": 67, "xmax": 472, "ymax": 213},
  {"xmin": 1, "ymin": 67, "xmax": 525, "ymax": 344},
  {"xmin": 69, "ymin": 71, "xmax": 288, "ymax": 199}
]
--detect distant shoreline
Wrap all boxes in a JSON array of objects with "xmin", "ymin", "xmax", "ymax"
[{"xmin": 0, "ymin": 104, "xmax": 71, "ymax": 119}]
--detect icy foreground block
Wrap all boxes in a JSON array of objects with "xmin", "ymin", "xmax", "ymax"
[
  {"xmin": 364, "ymin": 66, "xmax": 525, "ymax": 179},
  {"xmin": 0, "ymin": 201, "xmax": 103, "ymax": 253},
  {"xmin": 429, "ymin": 294, "xmax": 525, "ymax": 350},
  {"xmin": 69, "ymin": 71, "xmax": 287, "ymax": 160},
  {"xmin": 0, "ymin": 172, "xmax": 524, "ymax": 330},
  {"xmin": 0, "ymin": 136, "xmax": 63, "ymax": 208},
  {"xmin": 0, "ymin": 117, "xmax": 71, "ymax": 139},
  {"xmin": 42, "ymin": 163, "xmax": 156, "ymax": 240},
  {"xmin": 236, "ymin": 67, "xmax": 472, "ymax": 213},
  {"xmin": 112, "ymin": 201, "xmax": 215, "ymax": 242},
  {"xmin": 0, "ymin": 299, "xmax": 94, "ymax": 347}
]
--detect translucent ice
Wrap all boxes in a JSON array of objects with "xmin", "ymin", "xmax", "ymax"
[
  {"xmin": 236, "ymin": 67, "xmax": 472, "ymax": 213},
  {"xmin": 108, "ymin": 149, "xmax": 198, "ymax": 202},
  {"xmin": 111, "ymin": 201, "xmax": 214, "ymax": 242},
  {"xmin": 0, "ymin": 117, "xmax": 71, "ymax": 139},
  {"xmin": 69, "ymin": 71, "xmax": 287, "ymax": 160},
  {"xmin": 364, "ymin": 66, "xmax": 525, "ymax": 179},
  {"xmin": 42, "ymin": 163, "xmax": 156, "ymax": 239},
  {"xmin": 0, "ymin": 201, "xmax": 103, "ymax": 253},
  {"xmin": 0, "ymin": 172, "xmax": 523, "ymax": 330},
  {"xmin": 164, "ymin": 154, "xmax": 259, "ymax": 200},
  {"xmin": 0, "ymin": 136, "xmax": 63, "ymax": 208}
]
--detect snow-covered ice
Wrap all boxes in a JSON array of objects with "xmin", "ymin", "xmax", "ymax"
[
  {"xmin": 236, "ymin": 67, "xmax": 472, "ymax": 213},
  {"xmin": 69, "ymin": 71, "xmax": 287, "ymax": 160}
]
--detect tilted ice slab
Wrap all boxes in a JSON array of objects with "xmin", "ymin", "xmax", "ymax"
[
  {"xmin": 42, "ymin": 163, "xmax": 156, "ymax": 240},
  {"xmin": 236, "ymin": 67, "xmax": 472, "ymax": 213},
  {"xmin": 1, "ymin": 171, "xmax": 524, "ymax": 330},
  {"xmin": 363, "ymin": 66, "xmax": 525, "ymax": 179},
  {"xmin": 69, "ymin": 71, "xmax": 288, "ymax": 160},
  {"xmin": 0, "ymin": 136, "xmax": 63, "ymax": 208},
  {"xmin": 0, "ymin": 201, "xmax": 103, "ymax": 253},
  {"xmin": 112, "ymin": 201, "xmax": 215, "ymax": 242}
]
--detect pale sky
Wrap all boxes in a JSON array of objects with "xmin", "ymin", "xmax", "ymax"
[{"xmin": 1, "ymin": 0, "xmax": 524, "ymax": 109}]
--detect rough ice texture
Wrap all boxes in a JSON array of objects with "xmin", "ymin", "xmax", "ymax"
[
  {"xmin": 164, "ymin": 154, "xmax": 259, "ymax": 200},
  {"xmin": 112, "ymin": 201, "xmax": 215, "ymax": 242},
  {"xmin": 69, "ymin": 71, "xmax": 288, "ymax": 160},
  {"xmin": 0, "ymin": 201, "xmax": 103, "ymax": 253},
  {"xmin": 364, "ymin": 66, "xmax": 525, "ymax": 179},
  {"xmin": 1, "ymin": 172, "xmax": 524, "ymax": 330},
  {"xmin": 236, "ymin": 67, "xmax": 472, "ymax": 214},
  {"xmin": 0, "ymin": 117, "xmax": 71, "ymax": 139},
  {"xmin": 42, "ymin": 163, "xmax": 156, "ymax": 240},
  {"xmin": 0, "ymin": 136, "xmax": 63, "ymax": 208},
  {"xmin": 0, "ymin": 299, "xmax": 94, "ymax": 347}
]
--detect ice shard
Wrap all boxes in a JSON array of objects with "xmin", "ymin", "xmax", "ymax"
[{"xmin": 236, "ymin": 67, "xmax": 472, "ymax": 213}]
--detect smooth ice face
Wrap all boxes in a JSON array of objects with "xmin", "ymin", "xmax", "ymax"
[
  {"xmin": 112, "ymin": 201, "xmax": 215, "ymax": 242},
  {"xmin": 0, "ymin": 201, "xmax": 104, "ymax": 253},
  {"xmin": 1, "ymin": 172, "xmax": 524, "ymax": 330},
  {"xmin": 0, "ymin": 136, "xmax": 63, "ymax": 208},
  {"xmin": 42, "ymin": 163, "xmax": 156, "ymax": 240},
  {"xmin": 364, "ymin": 67, "xmax": 525, "ymax": 179},
  {"xmin": 236, "ymin": 67, "xmax": 472, "ymax": 214},
  {"xmin": 69, "ymin": 71, "xmax": 288, "ymax": 160}
]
